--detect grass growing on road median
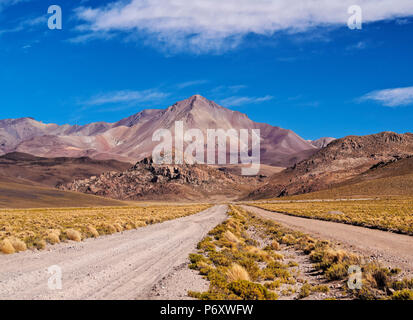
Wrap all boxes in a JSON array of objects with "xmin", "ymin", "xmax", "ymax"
[{"xmin": 188, "ymin": 205, "xmax": 413, "ymax": 300}]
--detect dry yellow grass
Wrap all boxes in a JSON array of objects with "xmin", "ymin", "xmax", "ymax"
[
  {"xmin": 226, "ymin": 264, "xmax": 251, "ymax": 282},
  {"xmin": 0, "ymin": 239, "xmax": 15, "ymax": 254},
  {"xmin": 223, "ymin": 230, "xmax": 240, "ymax": 243},
  {"xmin": 86, "ymin": 225, "xmax": 99, "ymax": 238},
  {"xmin": 270, "ymin": 240, "xmax": 280, "ymax": 251},
  {"xmin": 66, "ymin": 229, "xmax": 82, "ymax": 242},
  {"xmin": 46, "ymin": 230, "xmax": 61, "ymax": 244},
  {"xmin": 252, "ymin": 197, "xmax": 413, "ymax": 235},
  {"xmin": 0, "ymin": 204, "xmax": 210, "ymax": 253},
  {"xmin": 10, "ymin": 238, "xmax": 27, "ymax": 252}
]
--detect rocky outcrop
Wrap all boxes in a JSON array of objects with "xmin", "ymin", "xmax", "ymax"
[{"xmin": 60, "ymin": 158, "xmax": 262, "ymax": 201}]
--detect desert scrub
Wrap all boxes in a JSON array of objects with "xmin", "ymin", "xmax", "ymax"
[
  {"xmin": 242, "ymin": 206, "xmax": 413, "ymax": 300},
  {"xmin": 188, "ymin": 206, "xmax": 302, "ymax": 300},
  {"xmin": 189, "ymin": 205, "xmax": 413, "ymax": 300},
  {"xmin": 252, "ymin": 198, "xmax": 413, "ymax": 235},
  {"xmin": 298, "ymin": 283, "xmax": 330, "ymax": 299},
  {"xmin": 391, "ymin": 289, "xmax": 413, "ymax": 300},
  {"xmin": 228, "ymin": 280, "xmax": 278, "ymax": 300},
  {"xmin": 0, "ymin": 204, "xmax": 210, "ymax": 254}
]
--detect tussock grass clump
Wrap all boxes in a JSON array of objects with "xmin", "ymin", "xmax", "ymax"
[
  {"xmin": 36, "ymin": 239, "xmax": 47, "ymax": 249},
  {"xmin": 298, "ymin": 283, "xmax": 330, "ymax": 299},
  {"xmin": 86, "ymin": 225, "xmax": 99, "ymax": 238},
  {"xmin": 0, "ymin": 239, "xmax": 15, "ymax": 254},
  {"xmin": 113, "ymin": 223, "xmax": 123, "ymax": 233},
  {"xmin": 66, "ymin": 229, "xmax": 82, "ymax": 242},
  {"xmin": 265, "ymin": 280, "xmax": 281, "ymax": 290},
  {"xmin": 223, "ymin": 231, "xmax": 240, "ymax": 244},
  {"xmin": 100, "ymin": 223, "xmax": 117, "ymax": 234},
  {"xmin": 309, "ymin": 248, "xmax": 360, "ymax": 281},
  {"xmin": 46, "ymin": 229, "xmax": 61, "ymax": 244},
  {"xmin": 280, "ymin": 234, "xmax": 297, "ymax": 245},
  {"xmin": 10, "ymin": 238, "xmax": 27, "ymax": 252},
  {"xmin": 298, "ymin": 283, "xmax": 312, "ymax": 299},
  {"xmin": 226, "ymin": 264, "xmax": 250, "ymax": 282},
  {"xmin": 270, "ymin": 240, "xmax": 280, "ymax": 250}
]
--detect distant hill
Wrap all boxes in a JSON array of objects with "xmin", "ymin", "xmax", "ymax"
[
  {"xmin": 0, "ymin": 175, "xmax": 127, "ymax": 208},
  {"xmin": 0, "ymin": 95, "xmax": 318, "ymax": 167},
  {"xmin": 284, "ymin": 156, "xmax": 413, "ymax": 199},
  {"xmin": 0, "ymin": 152, "xmax": 131, "ymax": 188},
  {"xmin": 247, "ymin": 132, "xmax": 413, "ymax": 199}
]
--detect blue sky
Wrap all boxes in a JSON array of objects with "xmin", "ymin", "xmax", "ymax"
[{"xmin": 0, "ymin": 0, "xmax": 413, "ymax": 140}]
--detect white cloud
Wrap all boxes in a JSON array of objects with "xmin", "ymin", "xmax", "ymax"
[
  {"xmin": 346, "ymin": 41, "xmax": 367, "ymax": 51},
  {"xmin": 360, "ymin": 86, "xmax": 413, "ymax": 107},
  {"xmin": 220, "ymin": 95, "xmax": 273, "ymax": 107},
  {"xmin": 83, "ymin": 89, "xmax": 169, "ymax": 106},
  {"xmin": 0, "ymin": 0, "xmax": 22, "ymax": 10},
  {"xmin": 210, "ymin": 85, "xmax": 247, "ymax": 95},
  {"xmin": 0, "ymin": 15, "xmax": 46, "ymax": 35},
  {"xmin": 73, "ymin": 0, "xmax": 413, "ymax": 53},
  {"xmin": 176, "ymin": 80, "xmax": 208, "ymax": 89}
]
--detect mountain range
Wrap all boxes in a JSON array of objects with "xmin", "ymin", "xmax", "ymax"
[
  {"xmin": 3, "ymin": 95, "xmax": 412, "ymax": 204},
  {"xmin": 247, "ymin": 131, "xmax": 413, "ymax": 199},
  {"xmin": 0, "ymin": 95, "xmax": 320, "ymax": 167}
]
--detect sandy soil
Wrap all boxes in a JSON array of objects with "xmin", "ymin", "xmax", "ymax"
[
  {"xmin": 242, "ymin": 205, "xmax": 413, "ymax": 277},
  {"xmin": 0, "ymin": 205, "xmax": 227, "ymax": 300}
]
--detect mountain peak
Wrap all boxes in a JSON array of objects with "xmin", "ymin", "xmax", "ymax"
[
  {"xmin": 190, "ymin": 94, "xmax": 204, "ymax": 100},
  {"xmin": 185, "ymin": 94, "xmax": 213, "ymax": 106},
  {"xmin": 166, "ymin": 95, "xmax": 220, "ymax": 115}
]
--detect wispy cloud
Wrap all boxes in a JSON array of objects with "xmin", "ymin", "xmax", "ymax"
[
  {"xmin": 209, "ymin": 85, "xmax": 247, "ymax": 96},
  {"xmin": 346, "ymin": 41, "xmax": 367, "ymax": 51},
  {"xmin": 220, "ymin": 95, "xmax": 273, "ymax": 107},
  {"xmin": 176, "ymin": 80, "xmax": 209, "ymax": 89},
  {"xmin": 72, "ymin": 0, "xmax": 413, "ymax": 54},
  {"xmin": 0, "ymin": 0, "xmax": 24, "ymax": 11},
  {"xmin": 0, "ymin": 15, "xmax": 46, "ymax": 35},
  {"xmin": 82, "ymin": 89, "xmax": 170, "ymax": 107},
  {"xmin": 359, "ymin": 86, "xmax": 413, "ymax": 107}
]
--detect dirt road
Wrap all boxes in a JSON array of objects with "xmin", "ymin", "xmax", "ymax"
[
  {"xmin": 0, "ymin": 205, "xmax": 227, "ymax": 300},
  {"xmin": 242, "ymin": 205, "xmax": 413, "ymax": 275}
]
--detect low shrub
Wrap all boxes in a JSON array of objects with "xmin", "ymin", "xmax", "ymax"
[
  {"xmin": 391, "ymin": 289, "xmax": 413, "ymax": 300},
  {"xmin": 228, "ymin": 280, "xmax": 278, "ymax": 300}
]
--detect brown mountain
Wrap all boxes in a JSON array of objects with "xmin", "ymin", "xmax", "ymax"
[
  {"xmin": 0, "ymin": 95, "xmax": 317, "ymax": 167},
  {"xmin": 60, "ymin": 157, "xmax": 264, "ymax": 201},
  {"xmin": 0, "ymin": 152, "xmax": 131, "ymax": 188},
  {"xmin": 247, "ymin": 132, "xmax": 413, "ymax": 199},
  {"xmin": 310, "ymin": 137, "xmax": 336, "ymax": 148},
  {"xmin": 284, "ymin": 155, "xmax": 413, "ymax": 199}
]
